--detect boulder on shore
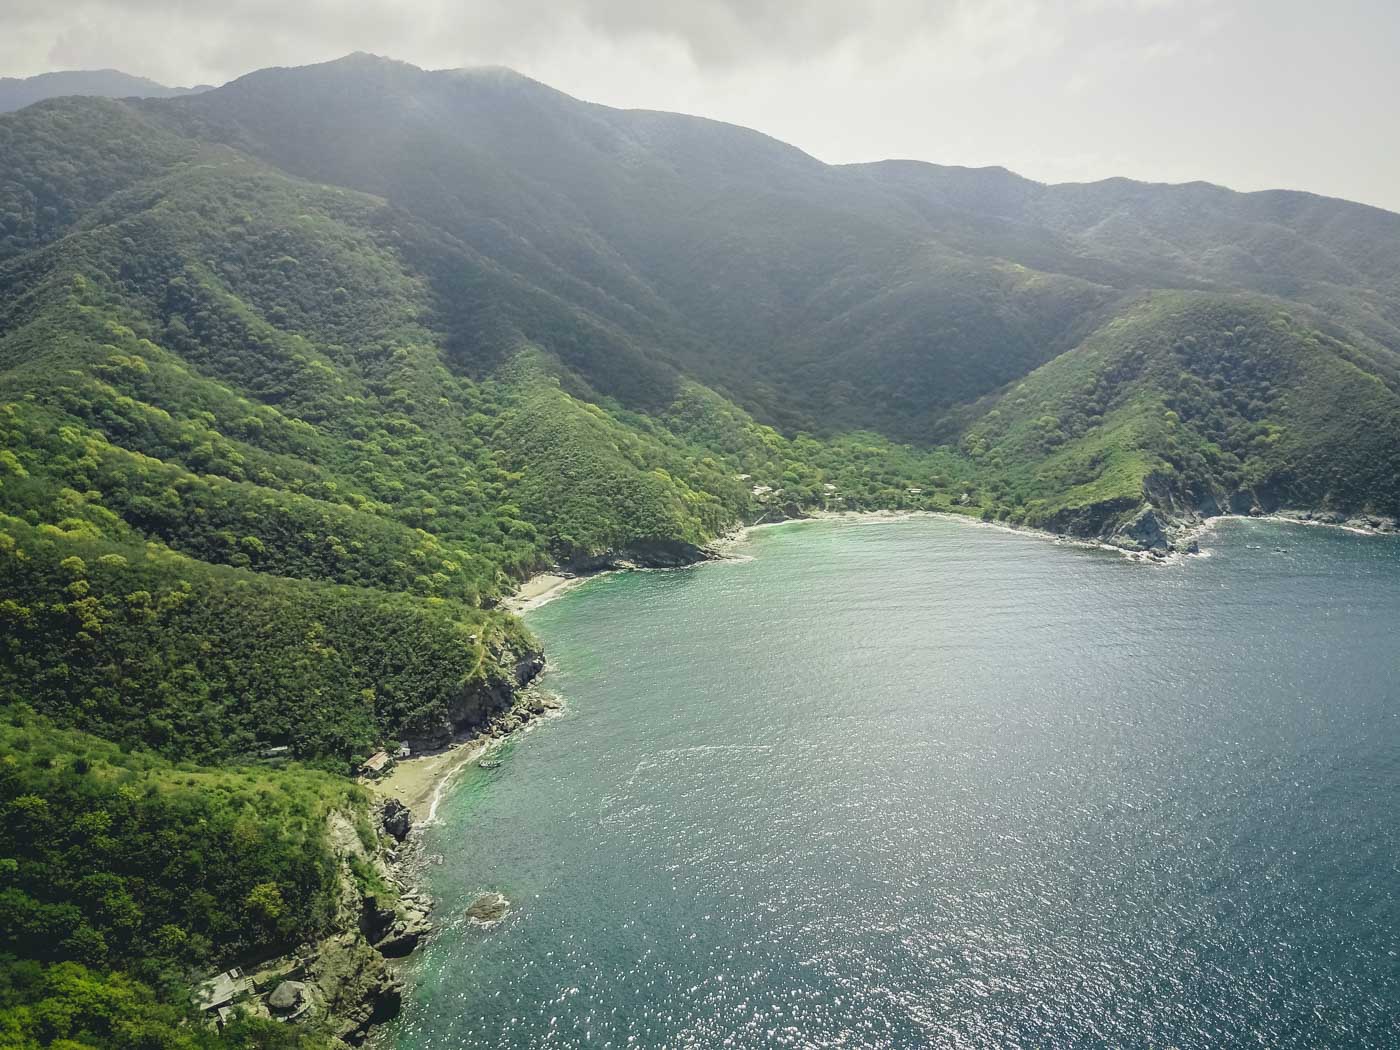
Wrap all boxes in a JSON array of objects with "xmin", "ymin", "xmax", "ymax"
[
  {"xmin": 379, "ymin": 798, "xmax": 412, "ymax": 842},
  {"xmin": 374, "ymin": 901, "xmax": 433, "ymax": 958},
  {"xmin": 1112, "ymin": 505, "xmax": 1169, "ymax": 552},
  {"xmin": 268, "ymin": 980, "xmax": 308, "ymax": 1014}
]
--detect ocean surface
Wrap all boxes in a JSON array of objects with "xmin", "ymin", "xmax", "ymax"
[{"xmin": 388, "ymin": 516, "xmax": 1400, "ymax": 1049}]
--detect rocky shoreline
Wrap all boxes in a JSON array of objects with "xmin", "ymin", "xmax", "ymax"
[
  {"xmin": 1233, "ymin": 507, "xmax": 1397, "ymax": 535},
  {"xmin": 1104, "ymin": 504, "xmax": 1397, "ymax": 559},
  {"xmin": 288, "ymin": 546, "xmax": 709, "ymax": 1042},
  {"xmin": 712, "ymin": 501, "xmax": 1397, "ymax": 566},
  {"xmin": 302, "ymin": 684, "xmax": 565, "ymax": 1044},
  {"xmin": 207, "ymin": 655, "xmax": 565, "ymax": 1044},
  {"xmin": 202, "ymin": 800, "xmax": 431, "ymax": 1044},
  {"xmin": 271, "ymin": 500, "xmax": 1394, "ymax": 1042}
]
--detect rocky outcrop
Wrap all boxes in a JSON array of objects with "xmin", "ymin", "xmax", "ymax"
[
  {"xmin": 1035, "ymin": 488, "xmax": 1204, "ymax": 556},
  {"xmin": 358, "ymin": 892, "xmax": 397, "ymax": 944},
  {"xmin": 464, "ymin": 891, "xmax": 510, "ymax": 925},
  {"xmin": 1102, "ymin": 501, "xmax": 1211, "ymax": 556},
  {"xmin": 379, "ymin": 798, "xmax": 412, "ymax": 842},
  {"xmin": 310, "ymin": 812, "xmax": 418, "ymax": 1042},
  {"xmin": 558, "ymin": 538, "xmax": 712, "ymax": 573},
  {"xmin": 226, "ymin": 803, "xmax": 441, "ymax": 1044},
  {"xmin": 306, "ymin": 932, "xmax": 403, "ymax": 1044},
  {"xmin": 514, "ymin": 649, "xmax": 546, "ymax": 685},
  {"xmin": 267, "ymin": 980, "xmax": 309, "ymax": 1016},
  {"xmin": 1139, "ymin": 467, "xmax": 1399, "ymax": 540},
  {"xmin": 1268, "ymin": 508, "xmax": 1397, "ymax": 533},
  {"xmin": 1093, "ymin": 481, "xmax": 1398, "ymax": 556},
  {"xmin": 1039, "ymin": 495, "xmax": 1142, "ymax": 544},
  {"xmin": 1111, "ymin": 504, "xmax": 1169, "ymax": 551},
  {"xmin": 1108, "ymin": 503, "xmax": 1201, "ymax": 554},
  {"xmin": 402, "ymin": 640, "xmax": 545, "ymax": 751},
  {"xmin": 370, "ymin": 892, "xmax": 433, "ymax": 959},
  {"xmin": 1343, "ymin": 514, "xmax": 1396, "ymax": 533},
  {"xmin": 482, "ymin": 688, "xmax": 564, "ymax": 738}
]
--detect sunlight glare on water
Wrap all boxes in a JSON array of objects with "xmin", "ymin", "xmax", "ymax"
[{"xmin": 389, "ymin": 516, "xmax": 1400, "ymax": 1049}]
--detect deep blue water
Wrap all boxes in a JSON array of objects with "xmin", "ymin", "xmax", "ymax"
[{"xmin": 389, "ymin": 516, "xmax": 1400, "ymax": 1049}]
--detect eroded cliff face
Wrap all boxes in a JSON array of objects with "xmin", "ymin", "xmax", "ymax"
[
  {"xmin": 401, "ymin": 639, "xmax": 545, "ymax": 752},
  {"xmin": 316, "ymin": 806, "xmax": 435, "ymax": 1043},
  {"xmin": 223, "ymin": 802, "xmax": 432, "ymax": 1045},
  {"xmin": 1113, "ymin": 470, "xmax": 1400, "ymax": 553},
  {"xmin": 1038, "ymin": 467, "xmax": 1400, "ymax": 558},
  {"xmin": 557, "ymin": 539, "xmax": 713, "ymax": 573}
]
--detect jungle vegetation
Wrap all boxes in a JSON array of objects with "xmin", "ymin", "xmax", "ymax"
[{"xmin": 3, "ymin": 54, "xmax": 1400, "ymax": 1047}]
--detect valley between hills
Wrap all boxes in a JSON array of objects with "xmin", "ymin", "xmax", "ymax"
[{"xmin": 3, "ymin": 52, "xmax": 1400, "ymax": 1048}]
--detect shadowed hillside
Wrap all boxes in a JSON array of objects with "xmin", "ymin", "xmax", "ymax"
[{"xmin": 2, "ymin": 52, "xmax": 1399, "ymax": 1048}]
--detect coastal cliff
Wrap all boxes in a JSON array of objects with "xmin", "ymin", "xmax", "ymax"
[
  {"xmin": 210, "ymin": 801, "xmax": 428, "ymax": 1044},
  {"xmin": 398, "ymin": 638, "xmax": 545, "ymax": 752},
  {"xmin": 1040, "ymin": 468, "xmax": 1399, "ymax": 557},
  {"xmin": 195, "ymin": 641, "xmax": 551, "ymax": 1044}
]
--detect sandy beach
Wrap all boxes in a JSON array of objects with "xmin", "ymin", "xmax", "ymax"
[
  {"xmin": 371, "ymin": 571, "xmax": 584, "ymax": 820},
  {"xmin": 499, "ymin": 572, "xmax": 587, "ymax": 613},
  {"xmin": 368, "ymin": 737, "xmax": 493, "ymax": 821}
]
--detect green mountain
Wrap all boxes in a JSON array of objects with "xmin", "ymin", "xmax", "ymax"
[
  {"xmin": 136, "ymin": 53, "xmax": 1400, "ymax": 517},
  {"xmin": 0, "ymin": 69, "xmax": 209, "ymax": 113},
  {"xmin": 2, "ymin": 53, "xmax": 1399, "ymax": 1047}
]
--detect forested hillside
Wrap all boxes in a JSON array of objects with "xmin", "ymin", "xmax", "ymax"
[{"xmin": 3, "ymin": 53, "xmax": 1400, "ymax": 1047}]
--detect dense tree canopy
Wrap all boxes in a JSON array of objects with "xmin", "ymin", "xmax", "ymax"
[{"xmin": 3, "ymin": 55, "xmax": 1400, "ymax": 1048}]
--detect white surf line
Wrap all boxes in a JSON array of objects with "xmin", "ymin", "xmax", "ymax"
[
  {"xmin": 422, "ymin": 741, "xmax": 491, "ymax": 825},
  {"xmin": 422, "ymin": 702, "xmax": 569, "ymax": 823}
]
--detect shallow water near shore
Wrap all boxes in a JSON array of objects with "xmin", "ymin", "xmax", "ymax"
[{"xmin": 387, "ymin": 516, "xmax": 1400, "ymax": 1049}]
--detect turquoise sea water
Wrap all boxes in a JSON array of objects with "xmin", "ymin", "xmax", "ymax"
[{"xmin": 389, "ymin": 516, "xmax": 1400, "ymax": 1049}]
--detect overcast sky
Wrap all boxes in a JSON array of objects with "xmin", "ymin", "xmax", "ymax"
[{"xmin": 5, "ymin": 0, "xmax": 1398, "ymax": 211}]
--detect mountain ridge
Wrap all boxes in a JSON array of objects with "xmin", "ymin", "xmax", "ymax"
[
  {"xmin": 0, "ymin": 68, "xmax": 211, "ymax": 112},
  {"xmin": 1, "ymin": 52, "xmax": 1399, "ymax": 1048}
]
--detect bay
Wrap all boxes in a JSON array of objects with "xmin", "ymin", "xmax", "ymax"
[{"xmin": 389, "ymin": 516, "xmax": 1400, "ymax": 1049}]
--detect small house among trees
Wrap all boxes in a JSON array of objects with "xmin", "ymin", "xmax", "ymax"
[
  {"xmin": 360, "ymin": 750, "xmax": 391, "ymax": 777},
  {"xmin": 194, "ymin": 967, "xmax": 253, "ymax": 1017}
]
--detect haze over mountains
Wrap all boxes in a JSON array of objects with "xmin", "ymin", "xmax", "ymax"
[
  {"xmin": 3, "ymin": 46, "xmax": 1397, "ymax": 750},
  {"xmin": 3, "ymin": 50, "xmax": 1398, "ymax": 607},
  {"xmin": 3, "ymin": 51, "xmax": 1400, "ymax": 1048},
  {"xmin": 0, "ymin": 68, "xmax": 210, "ymax": 112},
  {"xmin": 153, "ymin": 55, "xmax": 1400, "ymax": 498}
]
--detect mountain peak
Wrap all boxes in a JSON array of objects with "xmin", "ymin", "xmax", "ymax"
[{"xmin": 324, "ymin": 50, "xmax": 420, "ymax": 71}]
